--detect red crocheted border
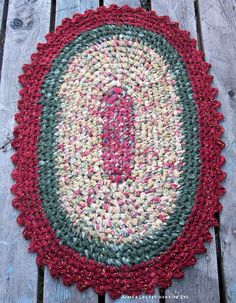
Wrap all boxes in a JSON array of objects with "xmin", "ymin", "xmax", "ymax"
[{"xmin": 11, "ymin": 5, "xmax": 226, "ymax": 299}]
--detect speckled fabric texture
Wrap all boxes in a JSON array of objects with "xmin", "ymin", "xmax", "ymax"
[{"xmin": 12, "ymin": 5, "xmax": 225, "ymax": 299}]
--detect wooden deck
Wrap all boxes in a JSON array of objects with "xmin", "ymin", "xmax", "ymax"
[{"xmin": 0, "ymin": 0, "xmax": 235, "ymax": 302}]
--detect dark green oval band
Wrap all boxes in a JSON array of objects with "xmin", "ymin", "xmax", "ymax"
[{"xmin": 38, "ymin": 24, "xmax": 200, "ymax": 266}]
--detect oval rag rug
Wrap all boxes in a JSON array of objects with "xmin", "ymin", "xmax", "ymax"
[{"xmin": 11, "ymin": 5, "xmax": 226, "ymax": 299}]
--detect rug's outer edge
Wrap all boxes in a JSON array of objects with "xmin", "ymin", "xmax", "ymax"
[{"xmin": 10, "ymin": 4, "xmax": 226, "ymax": 299}]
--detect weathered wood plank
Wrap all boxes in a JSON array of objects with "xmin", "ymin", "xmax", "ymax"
[
  {"xmin": 152, "ymin": 0, "xmax": 197, "ymax": 39},
  {"xmin": 104, "ymin": 0, "xmax": 160, "ymax": 301},
  {"xmin": 44, "ymin": 268, "xmax": 98, "ymax": 303},
  {"xmin": 43, "ymin": 1, "xmax": 99, "ymax": 303},
  {"xmin": 56, "ymin": 0, "xmax": 99, "ymax": 25},
  {"xmin": 151, "ymin": 1, "xmax": 221, "ymax": 302},
  {"xmin": 0, "ymin": 0, "xmax": 51, "ymax": 302},
  {"xmin": 199, "ymin": 1, "xmax": 236, "ymax": 302},
  {"xmin": 104, "ymin": 0, "xmax": 141, "ymax": 8}
]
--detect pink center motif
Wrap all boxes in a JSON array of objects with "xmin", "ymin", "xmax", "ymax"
[{"xmin": 100, "ymin": 87, "xmax": 135, "ymax": 183}]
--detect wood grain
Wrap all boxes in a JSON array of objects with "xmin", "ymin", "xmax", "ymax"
[
  {"xmin": 199, "ymin": 1, "xmax": 236, "ymax": 302},
  {"xmin": 44, "ymin": 268, "xmax": 98, "ymax": 303},
  {"xmin": 0, "ymin": 0, "xmax": 51, "ymax": 302},
  {"xmin": 104, "ymin": 0, "xmax": 141, "ymax": 7},
  {"xmin": 152, "ymin": 0, "xmax": 197, "ymax": 39},
  {"xmin": 56, "ymin": 0, "xmax": 99, "ymax": 25},
  {"xmin": 43, "ymin": 1, "xmax": 99, "ymax": 303},
  {"xmin": 152, "ymin": 1, "xmax": 221, "ymax": 302}
]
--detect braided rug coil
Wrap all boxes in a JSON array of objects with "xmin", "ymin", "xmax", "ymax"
[{"xmin": 12, "ymin": 5, "xmax": 226, "ymax": 298}]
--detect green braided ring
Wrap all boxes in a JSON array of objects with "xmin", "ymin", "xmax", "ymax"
[{"xmin": 38, "ymin": 24, "xmax": 200, "ymax": 266}]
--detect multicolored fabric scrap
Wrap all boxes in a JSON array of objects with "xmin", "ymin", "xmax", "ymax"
[{"xmin": 11, "ymin": 5, "xmax": 226, "ymax": 299}]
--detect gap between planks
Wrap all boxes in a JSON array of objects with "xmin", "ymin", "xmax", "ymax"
[{"xmin": 0, "ymin": 0, "xmax": 9, "ymax": 80}]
